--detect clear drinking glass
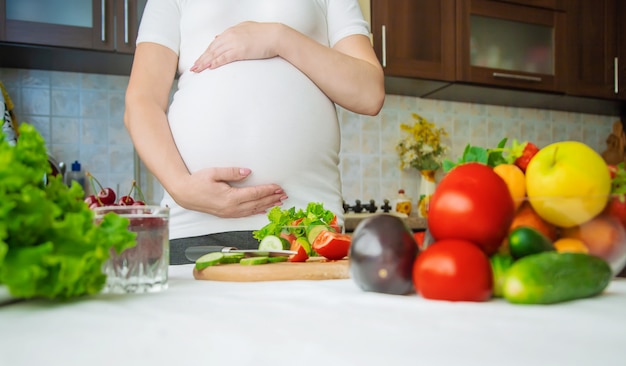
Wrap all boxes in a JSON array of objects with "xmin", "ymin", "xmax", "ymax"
[{"xmin": 93, "ymin": 205, "xmax": 170, "ymax": 294}]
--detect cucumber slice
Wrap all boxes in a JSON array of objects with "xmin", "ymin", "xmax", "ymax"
[
  {"xmin": 259, "ymin": 235, "xmax": 289, "ymax": 251},
  {"xmin": 240, "ymin": 256, "xmax": 269, "ymax": 265},
  {"xmin": 306, "ymin": 224, "xmax": 329, "ymax": 244},
  {"xmin": 195, "ymin": 252, "xmax": 225, "ymax": 270},
  {"xmin": 268, "ymin": 256, "xmax": 289, "ymax": 263},
  {"xmin": 221, "ymin": 252, "xmax": 245, "ymax": 264}
]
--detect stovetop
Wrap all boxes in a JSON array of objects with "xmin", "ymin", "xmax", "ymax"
[{"xmin": 342, "ymin": 199, "xmax": 408, "ymax": 219}]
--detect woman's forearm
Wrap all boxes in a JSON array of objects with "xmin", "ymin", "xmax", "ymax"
[
  {"xmin": 275, "ymin": 24, "xmax": 385, "ymax": 116},
  {"xmin": 125, "ymin": 97, "xmax": 190, "ymax": 196},
  {"xmin": 124, "ymin": 43, "xmax": 189, "ymax": 197}
]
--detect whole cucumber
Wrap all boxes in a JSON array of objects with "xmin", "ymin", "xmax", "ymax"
[
  {"xmin": 490, "ymin": 253, "xmax": 515, "ymax": 298},
  {"xmin": 503, "ymin": 252, "xmax": 612, "ymax": 304}
]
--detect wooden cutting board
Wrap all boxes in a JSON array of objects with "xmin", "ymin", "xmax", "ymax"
[{"xmin": 192, "ymin": 257, "xmax": 350, "ymax": 282}]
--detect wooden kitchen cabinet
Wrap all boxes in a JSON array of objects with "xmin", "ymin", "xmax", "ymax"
[
  {"xmin": 487, "ymin": 0, "xmax": 566, "ymax": 11},
  {"xmin": 615, "ymin": 0, "xmax": 626, "ymax": 101},
  {"xmin": 371, "ymin": 0, "xmax": 566, "ymax": 93},
  {"xmin": 0, "ymin": 0, "xmax": 145, "ymax": 54},
  {"xmin": 371, "ymin": 0, "xmax": 456, "ymax": 81},
  {"xmin": 566, "ymin": 0, "xmax": 626, "ymax": 101},
  {"xmin": 456, "ymin": 0, "xmax": 566, "ymax": 93},
  {"xmin": 114, "ymin": 0, "xmax": 146, "ymax": 54}
]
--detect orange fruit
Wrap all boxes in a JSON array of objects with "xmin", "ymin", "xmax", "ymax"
[
  {"xmin": 553, "ymin": 238, "xmax": 589, "ymax": 254},
  {"xmin": 493, "ymin": 164, "xmax": 526, "ymax": 210},
  {"xmin": 560, "ymin": 214, "xmax": 626, "ymax": 261},
  {"xmin": 509, "ymin": 201, "xmax": 559, "ymax": 241}
]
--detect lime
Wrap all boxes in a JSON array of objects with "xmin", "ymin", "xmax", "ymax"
[{"xmin": 508, "ymin": 226, "xmax": 554, "ymax": 260}]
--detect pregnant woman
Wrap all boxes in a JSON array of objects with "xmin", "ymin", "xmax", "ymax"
[{"xmin": 124, "ymin": 0, "xmax": 385, "ymax": 264}]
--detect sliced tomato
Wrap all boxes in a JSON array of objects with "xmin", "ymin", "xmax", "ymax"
[
  {"xmin": 289, "ymin": 239, "xmax": 309, "ymax": 262},
  {"xmin": 329, "ymin": 215, "xmax": 341, "ymax": 233},
  {"xmin": 312, "ymin": 230, "xmax": 351, "ymax": 260}
]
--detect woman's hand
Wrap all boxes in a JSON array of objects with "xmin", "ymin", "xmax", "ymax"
[
  {"xmin": 191, "ymin": 21, "xmax": 280, "ymax": 72},
  {"xmin": 169, "ymin": 167, "xmax": 288, "ymax": 218}
]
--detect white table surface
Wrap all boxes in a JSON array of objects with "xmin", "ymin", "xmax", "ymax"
[{"xmin": 1, "ymin": 264, "xmax": 625, "ymax": 366}]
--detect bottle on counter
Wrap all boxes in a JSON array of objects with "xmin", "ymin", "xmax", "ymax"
[
  {"xmin": 66, "ymin": 160, "xmax": 87, "ymax": 197},
  {"xmin": 394, "ymin": 189, "xmax": 412, "ymax": 216}
]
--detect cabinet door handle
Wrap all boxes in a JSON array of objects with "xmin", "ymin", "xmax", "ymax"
[
  {"xmin": 492, "ymin": 72, "xmax": 542, "ymax": 83},
  {"xmin": 381, "ymin": 25, "xmax": 387, "ymax": 68},
  {"xmin": 615, "ymin": 57, "xmax": 619, "ymax": 94},
  {"xmin": 101, "ymin": 0, "xmax": 106, "ymax": 42},
  {"xmin": 124, "ymin": 0, "xmax": 130, "ymax": 44}
]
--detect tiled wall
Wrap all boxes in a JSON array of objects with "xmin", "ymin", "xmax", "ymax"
[
  {"xmin": 1, "ymin": 68, "xmax": 134, "ymax": 198},
  {"xmin": 1, "ymin": 67, "xmax": 618, "ymax": 207},
  {"xmin": 338, "ymin": 98, "xmax": 616, "ymax": 207}
]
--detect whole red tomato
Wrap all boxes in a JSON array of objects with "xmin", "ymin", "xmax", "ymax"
[
  {"xmin": 428, "ymin": 162, "xmax": 515, "ymax": 255},
  {"xmin": 605, "ymin": 195, "xmax": 626, "ymax": 228},
  {"xmin": 413, "ymin": 239, "xmax": 493, "ymax": 302}
]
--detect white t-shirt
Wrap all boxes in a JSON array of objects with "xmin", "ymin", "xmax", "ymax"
[{"xmin": 136, "ymin": 0, "xmax": 369, "ymax": 239}]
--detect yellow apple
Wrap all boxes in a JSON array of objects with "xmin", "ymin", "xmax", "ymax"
[{"xmin": 525, "ymin": 141, "xmax": 611, "ymax": 228}]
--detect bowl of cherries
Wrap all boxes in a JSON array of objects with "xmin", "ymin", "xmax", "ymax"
[{"xmin": 84, "ymin": 173, "xmax": 147, "ymax": 209}]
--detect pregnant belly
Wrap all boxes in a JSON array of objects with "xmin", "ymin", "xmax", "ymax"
[{"xmin": 168, "ymin": 58, "xmax": 340, "ymax": 187}]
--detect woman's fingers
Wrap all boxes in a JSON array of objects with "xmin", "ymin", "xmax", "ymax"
[
  {"xmin": 190, "ymin": 22, "xmax": 279, "ymax": 72},
  {"xmin": 172, "ymin": 167, "xmax": 287, "ymax": 218}
]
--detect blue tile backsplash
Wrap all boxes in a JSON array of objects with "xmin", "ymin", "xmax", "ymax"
[{"xmin": 1, "ymin": 67, "xmax": 618, "ymax": 208}]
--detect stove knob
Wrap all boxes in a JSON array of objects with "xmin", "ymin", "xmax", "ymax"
[
  {"xmin": 353, "ymin": 199, "xmax": 364, "ymax": 213},
  {"xmin": 381, "ymin": 199, "xmax": 392, "ymax": 213},
  {"xmin": 342, "ymin": 200, "xmax": 351, "ymax": 213},
  {"xmin": 366, "ymin": 199, "xmax": 377, "ymax": 213}
]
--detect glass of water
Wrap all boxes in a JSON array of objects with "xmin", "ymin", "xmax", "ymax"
[{"xmin": 93, "ymin": 205, "xmax": 170, "ymax": 294}]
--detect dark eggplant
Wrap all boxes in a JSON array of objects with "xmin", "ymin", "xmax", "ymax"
[{"xmin": 349, "ymin": 214, "xmax": 419, "ymax": 295}]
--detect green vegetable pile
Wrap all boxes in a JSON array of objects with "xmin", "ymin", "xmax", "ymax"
[
  {"xmin": 252, "ymin": 202, "xmax": 336, "ymax": 241},
  {"xmin": 0, "ymin": 124, "xmax": 136, "ymax": 300},
  {"xmin": 442, "ymin": 138, "xmax": 532, "ymax": 172}
]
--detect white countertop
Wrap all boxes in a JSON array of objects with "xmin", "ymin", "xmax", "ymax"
[{"xmin": 1, "ymin": 265, "xmax": 626, "ymax": 366}]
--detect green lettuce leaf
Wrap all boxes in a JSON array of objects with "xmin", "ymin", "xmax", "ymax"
[{"xmin": 0, "ymin": 123, "xmax": 136, "ymax": 299}]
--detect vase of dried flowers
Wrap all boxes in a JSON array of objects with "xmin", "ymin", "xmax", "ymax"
[
  {"xmin": 396, "ymin": 113, "xmax": 448, "ymax": 218},
  {"xmin": 417, "ymin": 169, "xmax": 437, "ymax": 218}
]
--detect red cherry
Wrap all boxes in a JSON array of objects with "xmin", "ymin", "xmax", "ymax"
[
  {"xmin": 118, "ymin": 195, "xmax": 135, "ymax": 205},
  {"xmin": 98, "ymin": 187, "xmax": 116, "ymax": 205},
  {"xmin": 84, "ymin": 195, "xmax": 99, "ymax": 206},
  {"xmin": 132, "ymin": 200, "xmax": 146, "ymax": 206},
  {"xmin": 88, "ymin": 201, "xmax": 102, "ymax": 209}
]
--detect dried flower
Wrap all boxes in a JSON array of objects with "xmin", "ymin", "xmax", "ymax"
[{"xmin": 396, "ymin": 113, "xmax": 448, "ymax": 171}]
